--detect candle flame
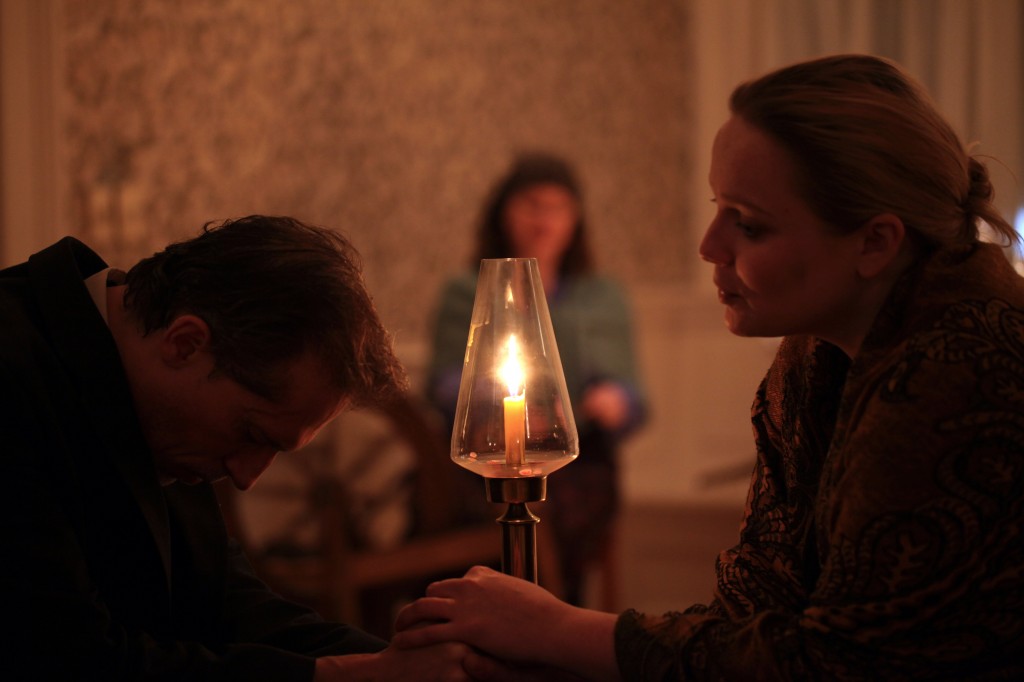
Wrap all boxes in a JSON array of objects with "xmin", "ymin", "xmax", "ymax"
[{"xmin": 499, "ymin": 335, "xmax": 525, "ymax": 397}]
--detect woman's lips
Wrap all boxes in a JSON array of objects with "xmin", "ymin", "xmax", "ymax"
[{"xmin": 714, "ymin": 279, "xmax": 743, "ymax": 305}]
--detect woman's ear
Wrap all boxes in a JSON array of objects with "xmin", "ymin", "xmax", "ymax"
[
  {"xmin": 158, "ymin": 315, "xmax": 212, "ymax": 367},
  {"xmin": 856, "ymin": 213, "xmax": 907, "ymax": 279}
]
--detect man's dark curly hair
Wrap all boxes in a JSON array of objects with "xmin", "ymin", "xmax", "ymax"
[{"xmin": 123, "ymin": 215, "xmax": 407, "ymax": 406}]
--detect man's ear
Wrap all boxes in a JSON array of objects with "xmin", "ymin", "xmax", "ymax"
[
  {"xmin": 159, "ymin": 315, "xmax": 212, "ymax": 367},
  {"xmin": 856, "ymin": 213, "xmax": 907, "ymax": 279}
]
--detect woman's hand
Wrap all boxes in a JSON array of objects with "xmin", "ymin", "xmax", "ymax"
[
  {"xmin": 581, "ymin": 382, "xmax": 631, "ymax": 432},
  {"xmin": 393, "ymin": 566, "xmax": 621, "ymax": 681},
  {"xmin": 393, "ymin": 566, "xmax": 566, "ymax": 662}
]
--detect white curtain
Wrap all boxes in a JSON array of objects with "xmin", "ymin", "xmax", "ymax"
[{"xmin": 691, "ymin": 0, "xmax": 1024, "ymax": 289}]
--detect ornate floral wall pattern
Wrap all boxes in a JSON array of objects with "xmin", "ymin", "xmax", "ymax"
[{"xmin": 63, "ymin": 0, "xmax": 693, "ymax": 351}]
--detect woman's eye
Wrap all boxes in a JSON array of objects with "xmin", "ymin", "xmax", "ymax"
[
  {"xmin": 711, "ymin": 198, "xmax": 765, "ymax": 239},
  {"xmin": 736, "ymin": 220, "xmax": 761, "ymax": 238}
]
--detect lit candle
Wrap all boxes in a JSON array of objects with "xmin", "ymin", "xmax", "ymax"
[{"xmin": 499, "ymin": 335, "xmax": 526, "ymax": 467}]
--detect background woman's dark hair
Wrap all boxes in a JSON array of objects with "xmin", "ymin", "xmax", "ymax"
[
  {"xmin": 729, "ymin": 54, "xmax": 1016, "ymax": 251},
  {"xmin": 123, "ymin": 215, "xmax": 407, "ymax": 406},
  {"xmin": 475, "ymin": 152, "xmax": 594, "ymax": 277}
]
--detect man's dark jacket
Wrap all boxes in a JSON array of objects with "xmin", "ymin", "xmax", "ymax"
[{"xmin": 1, "ymin": 238, "xmax": 384, "ymax": 680}]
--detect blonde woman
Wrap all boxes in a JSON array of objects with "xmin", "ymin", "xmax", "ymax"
[{"xmin": 397, "ymin": 55, "xmax": 1024, "ymax": 681}]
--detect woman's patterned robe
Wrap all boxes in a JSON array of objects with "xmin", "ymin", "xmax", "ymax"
[{"xmin": 615, "ymin": 243, "xmax": 1024, "ymax": 680}]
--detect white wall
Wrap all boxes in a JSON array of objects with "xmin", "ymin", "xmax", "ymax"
[{"xmin": 620, "ymin": 284, "xmax": 775, "ymax": 507}]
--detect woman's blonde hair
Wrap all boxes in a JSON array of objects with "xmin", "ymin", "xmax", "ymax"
[{"xmin": 729, "ymin": 54, "xmax": 1015, "ymax": 250}]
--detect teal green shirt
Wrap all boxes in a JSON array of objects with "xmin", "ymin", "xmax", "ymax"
[{"xmin": 426, "ymin": 271, "xmax": 646, "ymax": 438}]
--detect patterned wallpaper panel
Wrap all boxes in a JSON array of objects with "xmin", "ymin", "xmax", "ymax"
[{"xmin": 63, "ymin": 0, "xmax": 694, "ymax": 343}]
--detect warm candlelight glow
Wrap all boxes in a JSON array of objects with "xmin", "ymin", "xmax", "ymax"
[
  {"xmin": 500, "ymin": 335, "xmax": 526, "ymax": 467},
  {"xmin": 499, "ymin": 335, "xmax": 525, "ymax": 396}
]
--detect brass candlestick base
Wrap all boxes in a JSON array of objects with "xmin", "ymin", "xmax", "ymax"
[{"xmin": 485, "ymin": 477, "xmax": 547, "ymax": 582}]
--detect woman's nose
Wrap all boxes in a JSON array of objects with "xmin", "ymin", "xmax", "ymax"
[{"xmin": 698, "ymin": 219, "xmax": 730, "ymax": 265}]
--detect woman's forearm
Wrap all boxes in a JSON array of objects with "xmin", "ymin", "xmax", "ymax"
[{"xmin": 539, "ymin": 606, "xmax": 620, "ymax": 682}]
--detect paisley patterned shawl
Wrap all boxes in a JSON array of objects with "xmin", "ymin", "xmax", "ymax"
[{"xmin": 615, "ymin": 243, "xmax": 1024, "ymax": 680}]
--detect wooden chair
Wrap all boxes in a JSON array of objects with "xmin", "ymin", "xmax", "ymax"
[{"xmin": 216, "ymin": 393, "xmax": 563, "ymax": 637}]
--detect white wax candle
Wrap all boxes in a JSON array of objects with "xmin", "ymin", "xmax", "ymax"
[
  {"xmin": 504, "ymin": 392, "xmax": 526, "ymax": 467},
  {"xmin": 499, "ymin": 335, "xmax": 526, "ymax": 467}
]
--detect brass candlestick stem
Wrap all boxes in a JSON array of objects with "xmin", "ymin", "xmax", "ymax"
[{"xmin": 485, "ymin": 477, "xmax": 546, "ymax": 582}]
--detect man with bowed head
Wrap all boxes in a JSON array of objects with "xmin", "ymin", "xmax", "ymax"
[
  {"xmin": 394, "ymin": 54, "xmax": 1024, "ymax": 680},
  {"xmin": 3, "ymin": 215, "xmax": 480, "ymax": 680}
]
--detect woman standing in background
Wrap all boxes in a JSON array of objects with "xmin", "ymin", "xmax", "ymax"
[{"xmin": 425, "ymin": 152, "xmax": 647, "ymax": 606}]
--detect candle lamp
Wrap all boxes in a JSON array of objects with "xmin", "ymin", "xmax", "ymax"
[{"xmin": 450, "ymin": 258, "xmax": 578, "ymax": 582}]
